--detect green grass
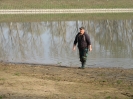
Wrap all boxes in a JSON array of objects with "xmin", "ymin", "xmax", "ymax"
[
  {"xmin": 0, "ymin": 78, "xmax": 5, "ymax": 81},
  {"xmin": 0, "ymin": 13, "xmax": 133, "ymax": 22},
  {"xmin": 0, "ymin": 95, "xmax": 6, "ymax": 99},
  {"xmin": 116, "ymin": 80, "xmax": 123, "ymax": 85},
  {"xmin": 105, "ymin": 96, "xmax": 111, "ymax": 99},
  {"xmin": 0, "ymin": 0, "xmax": 133, "ymax": 9},
  {"xmin": 14, "ymin": 72, "xmax": 21, "ymax": 76}
]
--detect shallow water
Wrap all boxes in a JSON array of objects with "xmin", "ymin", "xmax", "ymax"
[{"xmin": 0, "ymin": 20, "xmax": 133, "ymax": 68}]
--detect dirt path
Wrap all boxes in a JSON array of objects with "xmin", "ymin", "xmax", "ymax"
[
  {"xmin": 0, "ymin": 62, "xmax": 133, "ymax": 99},
  {"xmin": 0, "ymin": 9, "xmax": 133, "ymax": 14}
]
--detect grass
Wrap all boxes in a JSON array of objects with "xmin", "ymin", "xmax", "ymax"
[
  {"xmin": 0, "ymin": 78, "xmax": 5, "ymax": 81},
  {"xmin": 0, "ymin": 0, "xmax": 133, "ymax": 9},
  {"xmin": 0, "ymin": 95, "xmax": 6, "ymax": 99},
  {"xmin": 0, "ymin": 63, "xmax": 133, "ymax": 99},
  {"xmin": 0, "ymin": 13, "xmax": 133, "ymax": 22},
  {"xmin": 116, "ymin": 80, "xmax": 123, "ymax": 85},
  {"xmin": 105, "ymin": 96, "xmax": 111, "ymax": 99},
  {"xmin": 14, "ymin": 72, "xmax": 21, "ymax": 76}
]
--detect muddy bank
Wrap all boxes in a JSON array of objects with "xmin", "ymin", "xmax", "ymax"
[{"xmin": 0, "ymin": 62, "xmax": 133, "ymax": 99}]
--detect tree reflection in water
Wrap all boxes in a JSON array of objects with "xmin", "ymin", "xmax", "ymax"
[{"xmin": 0, "ymin": 20, "xmax": 133, "ymax": 68}]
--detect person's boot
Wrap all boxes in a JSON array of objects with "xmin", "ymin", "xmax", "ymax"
[
  {"xmin": 81, "ymin": 62, "xmax": 85, "ymax": 69},
  {"xmin": 78, "ymin": 62, "xmax": 85, "ymax": 69}
]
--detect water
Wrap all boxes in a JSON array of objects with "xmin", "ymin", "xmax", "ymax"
[{"xmin": 0, "ymin": 20, "xmax": 133, "ymax": 68}]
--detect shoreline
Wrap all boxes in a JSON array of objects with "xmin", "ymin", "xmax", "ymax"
[{"xmin": 1, "ymin": 61, "xmax": 132, "ymax": 70}]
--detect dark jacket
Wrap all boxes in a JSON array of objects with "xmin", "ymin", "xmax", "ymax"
[{"xmin": 74, "ymin": 32, "xmax": 91, "ymax": 49}]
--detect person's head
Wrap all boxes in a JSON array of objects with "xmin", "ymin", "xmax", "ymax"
[{"xmin": 79, "ymin": 27, "xmax": 85, "ymax": 34}]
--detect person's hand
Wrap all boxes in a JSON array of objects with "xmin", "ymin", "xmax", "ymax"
[
  {"xmin": 89, "ymin": 45, "xmax": 92, "ymax": 52},
  {"xmin": 89, "ymin": 47, "xmax": 92, "ymax": 51},
  {"xmin": 73, "ymin": 46, "xmax": 76, "ymax": 51}
]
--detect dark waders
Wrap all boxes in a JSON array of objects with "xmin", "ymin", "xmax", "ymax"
[{"xmin": 79, "ymin": 48, "xmax": 88, "ymax": 69}]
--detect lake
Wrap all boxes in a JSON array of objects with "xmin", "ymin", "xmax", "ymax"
[{"xmin": 0, "ymin": 20, "xmax": 133, "ymax": 68}]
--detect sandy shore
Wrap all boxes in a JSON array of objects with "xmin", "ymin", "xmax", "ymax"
[{"xmin": 0, "ymin": 62, "xmax": 133, "ymax": 99}]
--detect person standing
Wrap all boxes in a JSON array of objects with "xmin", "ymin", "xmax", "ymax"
[{"xmin": 73, "ymin": 27, "xmax": 92, "ymax": 69}]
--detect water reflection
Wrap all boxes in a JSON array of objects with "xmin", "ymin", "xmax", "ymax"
[{"xmin": 0, "ymin": 20, "xmax": 133, "ymax": 68}]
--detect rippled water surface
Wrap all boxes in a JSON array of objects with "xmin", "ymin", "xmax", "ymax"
[{"xmin": 0, "ymin": 20, "xmax": 133, "ymax": 68}]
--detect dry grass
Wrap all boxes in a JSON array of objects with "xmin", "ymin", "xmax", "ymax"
[{"xmin": 0, "ymin": 63, "xmax": 133, "ymax": 99}]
